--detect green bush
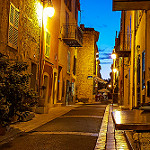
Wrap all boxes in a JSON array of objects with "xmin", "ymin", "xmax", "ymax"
[{"xmin": 0, "ymin": 53, "xmax": 38, "ymax": 126}]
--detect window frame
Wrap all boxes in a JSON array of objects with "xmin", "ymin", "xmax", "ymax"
[
  {"xmin": 45, "ymin": 29, "xmax": 51, "ymax": 58},
  {"xmin": 67, "ymin": 51, "xmax": 71, "ymax": 73},
  {"xmin": 8, "ymin": 2, "xmax": 19, "ymax": 49}
]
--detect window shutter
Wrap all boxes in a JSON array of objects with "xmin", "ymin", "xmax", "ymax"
[
  {"xmin": 67, "ymin": 51, "xmax": 71, "ymax": 73},
  {"xmin": 45, "ymin": 31, "xmax": 51, "ymax": 58},
  {"xmin": 8, "ymin": 3, "xmax": 19, "ymax": 49}
]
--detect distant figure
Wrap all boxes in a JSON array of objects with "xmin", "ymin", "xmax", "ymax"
[{"xmin": 103, "ymin": 92, "xmax": 108, "ymax": 101}]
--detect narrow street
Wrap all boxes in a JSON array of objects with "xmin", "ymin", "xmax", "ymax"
[{"xmin": 0, "ymin": 104, "xmax": 107, "ymax": 150}]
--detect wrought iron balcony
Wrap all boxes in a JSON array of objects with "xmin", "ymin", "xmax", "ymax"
[{"xmin": 61, "ymin": 24, "xmax": 83, "ymax": 47}]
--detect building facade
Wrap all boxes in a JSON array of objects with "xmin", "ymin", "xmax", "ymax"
[
  {"xmin": 0, "ymin": 0, "xmax": 41, "ymax": 99},
  {"xmin": 57, "ymin": 0, "xmax": 82, "ymax": 106},
  {"xmin": 0, "ymin": 0, "xmax": 82, "ymax": 113},
  {"xmin": 113, "ymin": 1, "xmax": 150, "ymax": 109},
  {"xmin": 76, "ymin": 25, "xmax": 99, "ymax": 103}
]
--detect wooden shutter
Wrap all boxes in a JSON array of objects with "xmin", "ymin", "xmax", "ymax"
[
  {"xmin": 67, "ymin": 51, "xmax": 70, "ymax": 73},
  {"xmin": 8, "ymin": 3, "xmax": 19, "ymax": 49},
  {"xmin": 45, "ymin": 30, "xmax": 51, "ymax": 58}
]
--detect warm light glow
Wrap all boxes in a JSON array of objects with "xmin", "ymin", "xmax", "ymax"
[
  {"xmin": 111, "ymin": 53, "xmax": 117, "ymax": 59},
  {"xmin": 96, "ymin": 57, "xmax": 99, "ymax": 61},
  {"xmin": 108, "ymin": 84, "xmax": 112, "ymax": 88},
  {"xmin": 44, "ymin": 6, "xmax": 55, "ymax": 18},
  {"xmin": 115, "ymin": 111, "xmax": 121, "ymax": 124},
  {"xmin": 36, "ymin": 2, "xmax": 43, "ymax": 27},
  {"xmin": 113, "ymin": 68, "xmax": 118, "ymax": 73}
]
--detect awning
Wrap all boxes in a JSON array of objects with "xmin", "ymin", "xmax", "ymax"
[
  {"xmin": 98, "ymin": 88, "xmax": 110, "ymax": 93},
  {"xmin": 94, "ymin": 76, "xmax": 107, "ymax": 84}
]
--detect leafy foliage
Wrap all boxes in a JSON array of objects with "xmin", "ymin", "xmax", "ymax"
[{"xmin": 0, "ymin": 53, "xmax": 38, "ymax": 126}]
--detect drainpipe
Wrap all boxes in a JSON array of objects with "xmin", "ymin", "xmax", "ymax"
[
  {"xmin": 123, "ymin": 11, "xmax": 125, "ymax": 106},
  {"xmin": 145, "ymin": 10, "xmax": 147, "ymax": 103}
]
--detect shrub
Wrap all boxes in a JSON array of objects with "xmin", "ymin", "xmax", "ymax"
[{"xmin": 0, "ymin": 53, "xmax": 38, "ymax": 126}]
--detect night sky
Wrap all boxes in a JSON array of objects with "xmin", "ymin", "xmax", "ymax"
[{"xmin": 80, "ymin": 0, "xmax": 121, "ymax": 79}]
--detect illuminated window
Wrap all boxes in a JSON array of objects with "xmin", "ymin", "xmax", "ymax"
[
  {"xmin": 8, "ymin": 2, "xmax": 19, "ymax": 49},
  {"xmin": 67, "ymin": 51, "xmax": 71, "ymax": 73},
  {"xmin": 45, "ymin": 30, "xmax": 51, "ymax": 58}
]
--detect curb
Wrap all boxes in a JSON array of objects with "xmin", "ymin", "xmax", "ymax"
[{"xmin": 94, "ymin": 105, "xmax": 110, "ymax": 150}]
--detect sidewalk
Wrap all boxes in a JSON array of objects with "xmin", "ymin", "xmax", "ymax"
[{"xmin": 0, "ymin": 105, "xmax": 80, "ymax": 145}]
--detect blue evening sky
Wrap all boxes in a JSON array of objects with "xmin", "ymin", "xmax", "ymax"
[{"xmin": 80, "ymin": 0, "xmax": 121, "ymax": 79}]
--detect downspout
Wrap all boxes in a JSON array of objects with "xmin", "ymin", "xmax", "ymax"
[
  {"xmin": 145, "ymin": 10, "xmax": 147, "ymax": 103},
  {"xmin": 123, "ymin": 11, "xmax": 125, "ymax": 106}
]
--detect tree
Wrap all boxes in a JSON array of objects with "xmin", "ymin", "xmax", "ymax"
[{"xmin": 0, "ymin": 53, "xmax": 38, "ymax": 126}]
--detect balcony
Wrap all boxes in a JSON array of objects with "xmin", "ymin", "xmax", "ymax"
[
  {"xmin": 113, "ymin": 0, "xmax": 150, "ymax": 11},
  {"xmin": 116, "ymin": 50, "xmax": 131, "ymax": 57},
  {"xmin": 61, "ymin": 24, "xmax": 83, "ymax": 47}
]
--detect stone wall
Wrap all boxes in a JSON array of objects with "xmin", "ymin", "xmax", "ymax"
[{"xmin": 76, "ymin": 30, "xmax": 96, "ymax": 102}]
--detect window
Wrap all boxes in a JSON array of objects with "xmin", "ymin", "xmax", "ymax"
[
  {"xmin": 64, "ymin": 0, "xmax": 72, "ymax": 11},
  {"xmin": 75, "ymin": 0, "xmax": 78, "ymax": 21},
  {"xmin": 142, "ymin": 51, "xmax": 145, "ymax": 89},
  {"xmin": 67, "ymin": 51, "xmax": 71, "ymax": 73},
  {"xmin": 65, "ymin": 11, "xmax": 69, "ymax": 38},
  {"xmin": 130, "ymin": 16, "xmax": 132, "ymax": 51},
  {"xmin": 64, "ymin": 0, "xmax": 67, "ymax": 5},
  {"xmin": 73, "ymin": 56, "xmax": 76, "ymax": 75},
  {"xmin": 45, "ymin": 30, "xmax": 51, "ymax": 58},
  {"xmin": 30, "ymin": 63, "xmax": 37, "ymax": 91},
  {"xmin": 8, "ymin": 2, "xmax": 19, "ymax": 49}
]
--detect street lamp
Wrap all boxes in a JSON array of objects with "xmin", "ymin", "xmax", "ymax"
[
  {"xmin": 108, "ymin": 84, "xmax": 112, "ymax": 88},
  {"xmin": 43, "ymin": 0, "xmax": 55, "ymax": 18},
  {"xmin": 111, "ymin": 52, "xmax": 117, "ymax": 60},
  {"xmin": 113, "ymin": 68, "xmax": 118, "ymax": 73}
]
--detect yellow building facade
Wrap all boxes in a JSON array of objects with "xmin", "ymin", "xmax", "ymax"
[
  {"xmin": 113, "ymin": 4, "xmax": 150, "ymax": 109},
  {"xmin": 0, "ymin": 0, "xmax": 82, "ymax": 113},
  {"xmin": 76, "ymin": 25, "xmax": 99, "ymax": 103}
]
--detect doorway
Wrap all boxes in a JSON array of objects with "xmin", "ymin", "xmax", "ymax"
[
  {"xmin": 66, "ymin": 80, "xmax": 70, "ymax": 105},
  {"xmin": 53, "ymin": 72, "xmax": 57, "ymax": 104},
  {"xmin": 43, "ymin": 75, "xmax": 49, "ymax": 104},
  {"xmin": 137, "ymin": 55, "xmax": 140, "ymax": 106}
]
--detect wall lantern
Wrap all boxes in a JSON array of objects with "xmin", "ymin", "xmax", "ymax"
[
  {"xmin": 43, "ymin": 0, "xmax": 55, "ymax": 18},
  {"xmin": 113, "ymin": 68, "xmax": 118, "ymax": 73},
  {"xmin": 108, "ymin": 84, "xmax": 112, "ymax": 88},
  {"xmin": 111, "ymin": 53, "xmax": 117, "ymax": 60}
]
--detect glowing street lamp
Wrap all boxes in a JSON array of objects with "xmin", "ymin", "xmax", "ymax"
[
  {"xmin": 44, "ymin": 3, "xmax": 55, "ymax": 18},
  {"xmin": 113, "ymin": 68, "xmax": 118, "ymax": 73},
  {"xmin": 108, "ymin": 84, "xmax": 112, "ymax": 88},
  {"xmin": 111, "ymin": 53, "xmax": 117, "ymax": 59}
]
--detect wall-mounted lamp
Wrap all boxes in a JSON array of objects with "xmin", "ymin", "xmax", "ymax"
[
  {"xmin": 113, "ymin": 68, "xmax": 118, "ymax": 73},
  {"xmin": 108, "ymin": 84, "xmax": 112, "ymax": 88},
  {"xmin": 42, "ymin": 0, "xmax": 55, "ymax": 18},
  {"xmin": 111, "ymin": 52, "xmax": 117, "ymax": 60}
]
